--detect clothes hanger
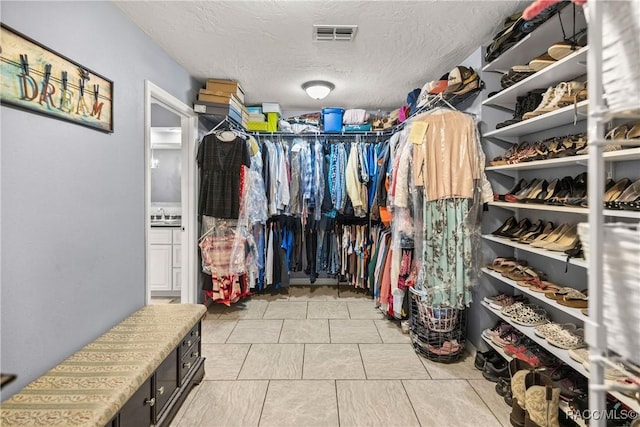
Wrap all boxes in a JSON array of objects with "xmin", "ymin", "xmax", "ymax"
[{"xmin": 205, "ymin": 116, "xmax": 229, "ymax": 136}]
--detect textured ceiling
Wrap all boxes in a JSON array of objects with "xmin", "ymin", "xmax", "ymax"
[{"xmin": 114, "ymin": 1, "xmax": 527, "ymax": 111}]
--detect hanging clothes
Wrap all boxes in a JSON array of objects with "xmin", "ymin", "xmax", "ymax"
[
  {"xmin": 409, "ymin": 109, "xmax": 492, "ymax": 309},
  {"xmin": 197, "ymin": 133, "xmax": 251, "ymax": 219}
]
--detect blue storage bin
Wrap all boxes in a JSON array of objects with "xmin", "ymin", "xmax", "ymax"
[{"xmin": 322, "ymin": 108, "xmax": 344, "ymax": 132}]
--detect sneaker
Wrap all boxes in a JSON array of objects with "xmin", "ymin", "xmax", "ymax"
[{"xmin": 482, "ymin": 359, "xmax": 510, "ymax": 382}]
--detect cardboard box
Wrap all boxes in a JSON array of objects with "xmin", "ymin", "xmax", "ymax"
[
  {"xmin": 193, "ymin": 101, "xmax": 243, "ymax": 127},
  {"xmin": 205, "ymin": 79, "xmax": 245, "ymax": 103},
  {"xmin": 197, "ymin": 91, "xmax": 243, "ymax": 111}
]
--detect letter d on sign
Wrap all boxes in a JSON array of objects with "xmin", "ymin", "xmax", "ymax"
[{"xmin": 18, "ymin": 73, "xmax": 38, "ymax": 100}]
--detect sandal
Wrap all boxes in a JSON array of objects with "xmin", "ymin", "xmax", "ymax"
[
  {"xmin": 486, "ymin": 256, "xmax": 516, "ymax": 270},
  {"xmin": 492, "ymin": 330, "xmax": 523, "ymax": 348},
  {"xmin": 500, "ymin": 301, "xmax": 526, "ymax": 317},
  {"xmin": 525, "ymin": 276, "xmax": 561, "ymax": 293},
  {"xmin": 544, "ymin": 287, "xmax": 583, "ymax": 301},
  {"xmin": 534, "ymin": 322, "xmax": 577, "ymax": 339},
  {"xmin": 511, "ymin": 305, "xmax": 549, "ymax": 326},
  {"xmin": 557, "ymin": 290, "xmax": 588, "ymax": 309},
  {"xmin": 546, "ymin": 327, "xmax": 586, "ymax": 350}
]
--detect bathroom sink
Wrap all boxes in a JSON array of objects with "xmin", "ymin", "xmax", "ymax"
[{"xmin": 150, "ymin": 218, "xmax": 181, "ymax": 226}]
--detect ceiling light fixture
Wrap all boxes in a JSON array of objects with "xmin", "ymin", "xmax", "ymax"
[{"xmin": 302, "ymin": 80, "xmax": 335, "ymax": 100}]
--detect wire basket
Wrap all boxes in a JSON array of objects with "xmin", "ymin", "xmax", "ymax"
[
  {"xmin": 597, "ymin": 1, "xmax": 640, "ymax": 115},
  {"xmin": 409, "ymin": 288, "xmax": 467, "ymax": 363}
]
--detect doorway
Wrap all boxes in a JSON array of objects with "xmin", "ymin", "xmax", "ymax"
[{"xmin": 145, "ymin": 81, "xmax": 198, "ymax": 305}]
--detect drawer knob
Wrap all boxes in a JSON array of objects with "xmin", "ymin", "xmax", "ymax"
[
  {"xmin": 145, "ymin": 397, "xmax": 156, "ymax": 407},
  {"xmin": 191, "ymin": 330, "xmax": 199, "ymax": 337},
  {"xmin": 183, "ymin": 362, "xmax": 192, "ymax": 369},
  {"xmin": 186, "ymin": 340, "xmax": 192, "ymax": 347},
  {"xmin": 157, "ymin": 386, "xmax": 165, "ymax": 395},
  {"xmin": 192, "ymin": 351, "xmax": 199, "ymax": 358}
]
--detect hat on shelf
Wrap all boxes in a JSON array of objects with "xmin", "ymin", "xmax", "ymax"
[
  {"xmin": 445, "ymin": 66, "xmax": 478, "ymax": 93},
  {"xmin": 416, "ymin": 74, "xmax": 450, "ymax": 109},
  {"xmin": 428, "ymin": 74, "xmax": 449, "ymax": 94}
]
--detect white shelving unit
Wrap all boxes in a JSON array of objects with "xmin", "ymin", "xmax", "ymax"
[
  {"xmin": 482, "ymin": 234, "xmax": 588, "ymax": 268},
  {"xmin": 480, "ymin": 334, "xmax": 588, "ymax": 427},
  {"xmin": 481, "ymin": 301, "xmax": 589, "ymax": 376},
  {"xmin": 480, "ymin": 2, "xmax": 640, "ymax": 422},
  {"xmin": 484, "ymin": 100, "xmax": 589, "ymax": 138},
  {"xmin": 488, "ymin": 201, "xmax": 640, "ymax": 220},
  {"xmin": 485, "ymin": 147, "xmax": 640, "ymax": 173},
  {"xmin": 481, "ymin": 267, "xmax": 587, "ymax": 322},
  {"xmin": 484, "ymin": 47, "xmax": 588, "ymax": 110},
  {"xmin": 583, "ymin": 2, "xmax": 640, "ymax": 425},
  {"xmin": 483, "ymin": 4, "xmax": 587, "ymax": 73}
]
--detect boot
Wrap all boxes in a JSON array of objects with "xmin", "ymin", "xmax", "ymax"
[
  {"xmin": 524, "ymin": 372, "xmax": 560, "ymax": 427},
  {"xmin": 509, "ymin": 359, "xmax": 534, "ymax": 427},
  {"xmin": 523, "ymin": 87, "xmax": 556, "ymax": 120},
  {"xmin": 497, "ymin": 95, "xmax": 528, "ymax": 129}
]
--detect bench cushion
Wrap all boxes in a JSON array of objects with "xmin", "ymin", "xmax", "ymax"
[{"xmin": 1, "ymin": 304, "xmax": 206, "ymax": 427}]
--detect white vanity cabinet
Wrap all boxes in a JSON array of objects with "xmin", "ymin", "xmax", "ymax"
[{"xmin": 150, "ymin": 228, "xmax": 182, "ymax": 292}]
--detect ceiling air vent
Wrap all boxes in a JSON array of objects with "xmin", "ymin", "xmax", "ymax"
[{"xmin": 313, "ymin": 25, "xmax": 358, "ymax": 42}]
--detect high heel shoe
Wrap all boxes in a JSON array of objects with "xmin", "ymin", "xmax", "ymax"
[
  {"xmin": 495, "ymin": 179, "xmax": 528, "ymax": 201},
  {"xmin": 522, "ymin": 180, "xmax": 548, "ymax": 203},
  {"xmin": 530, "ymin": 223, "xmax": 570, "ymax": 248},
  {"xmin": 492, "ymin": 216, "xmax": 517, "ymax": 236},
  {"xmin": 547, "ymin": 176, "xmax": 575, "ymax": 205},
  {"xmin": 529, "ymin": 178, "xmax": 563, "ymax": 204},
  {"xmin": 519, "ymin": 221, "xmax": 554, "ymax": 244},
  {"xmin": 613, "ymin": 179, "xmax": 640, "ymax": 210},
  {"xmin": 565, "ymin": 172, "xmax": 588, "ymax": 206},
  {"xmin": 541, "ymin": 225, "xmax": 580, "ymax": 252},
  {"xmin": 502, "ymin": 218, "xmax": 532, "ymax": 239},
  {"xmin": 604, "ymin": 178, "xmax": 632, "ymax": 209},
  {"xmin": 512, "ymin": 220, "xmax": 544, "ymax": 242},
  {"xmin": 579, "ymin": 179, "xmax": 615, "ymax": 207},
  {"xmin": 505, "ymin": 179, "xmax": 540, "ymax": 203}
]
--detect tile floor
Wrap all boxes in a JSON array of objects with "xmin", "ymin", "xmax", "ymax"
[{"xmin": 170, "ymin": 286, "xmax": 511, "ymax": 427}]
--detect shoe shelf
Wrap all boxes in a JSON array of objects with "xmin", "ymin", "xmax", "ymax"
[
  {"xmin": 488, "ymin": 201, "xmax": 640, "ymax": 220},
  {"xmin": 480, "ymin": 311, "xmax": 635, "ymax": 421},
  {"xmin": 483, "ymin": 5, "xmax": 587, "ymax": 73},
  {"xmin": 481, "ymin": 301, "xmax": 589, "ymax": 376},
  {"xmin": 482, "ymin": 234, "xmax": 588, "ymax": 268},
  {"xmin": 480, "ymin": 334, "xmax": 588, "ymax": 426},
  {"xmin": 485, "ymin": 148, "xmax": 640, "ymax": 173},
  {"xmin": 484, "ymin": 101, "xmax": 589, "ymax": 138},
  {"xmin": 489, "ymin": 201, "xmax": 587, "ymax": 215},
  {"xmin": 483, "ymin": 47, "xmax": 589, "ymax": 110},
  {"xmin": 481, "ymin": 267, "xmax": 588, "ymax": 323}
]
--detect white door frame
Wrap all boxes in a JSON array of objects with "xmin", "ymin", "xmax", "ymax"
[{"xmin": 144, "ymin": 80, "xmax": 198, "ymax": 305}]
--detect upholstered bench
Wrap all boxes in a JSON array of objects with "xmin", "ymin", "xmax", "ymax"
[{"xmin": 1, "ymin": 304, "xmax": 206, "ymax": 427}]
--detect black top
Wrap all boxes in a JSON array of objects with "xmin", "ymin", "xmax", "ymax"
[{"xmin": 197, "ymin": 134, "xmax": 251, "ymax": 218}]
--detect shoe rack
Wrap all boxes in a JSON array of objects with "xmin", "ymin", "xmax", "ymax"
[
  {"xmin": 478, "ymin": 1, "xmax": 640, "ymax": 423},
  {"xmin": 584, "ymin": 2, "xmax": 640, "ymax": 427}
]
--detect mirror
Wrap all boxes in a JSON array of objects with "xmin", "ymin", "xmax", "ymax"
[{"xmin": 150, "ymin": 103, "xmax": 182, "ymax": 219}]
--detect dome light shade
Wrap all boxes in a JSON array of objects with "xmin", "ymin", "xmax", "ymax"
[{"xmin": 302, "ymin": 80, "xmax": 335, "ymax": 100}]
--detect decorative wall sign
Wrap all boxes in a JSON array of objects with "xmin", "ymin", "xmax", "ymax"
[{"xmin": 0, "ymin": 24, "xmax": 113, "ymax": 133}]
